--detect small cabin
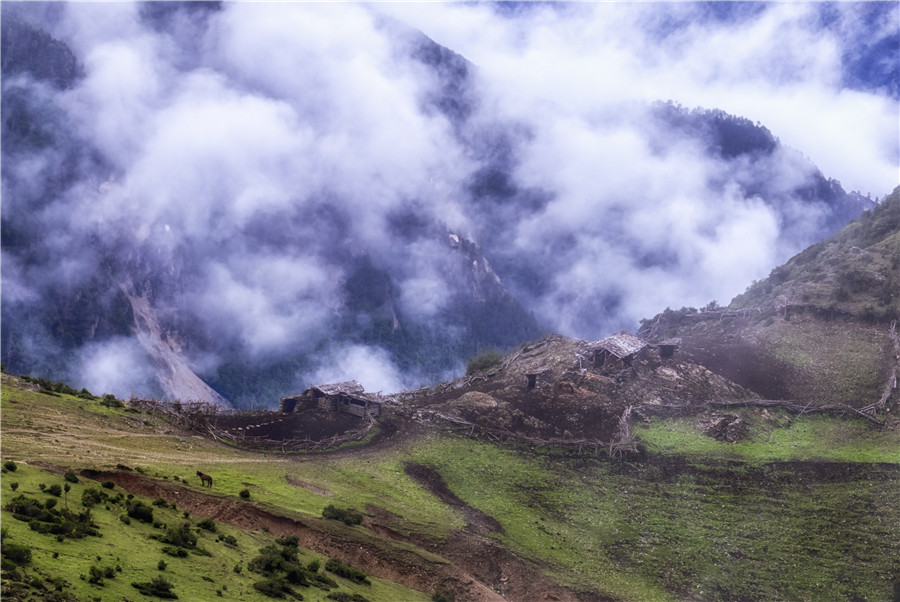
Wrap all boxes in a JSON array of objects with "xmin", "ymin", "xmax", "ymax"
[
  {"xmin": 591, "ymin": 333, "xmax": 648, "ymax": 370},
  {"xmin": 657, "ymin": 338, "xmax": 682, "ymax": 359},
  {"xmin": 297, "ymin": 380, "xmax": 382, "ymax": 418}
]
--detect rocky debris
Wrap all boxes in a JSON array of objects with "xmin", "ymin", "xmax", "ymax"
[{"xmin": 702, "ymin": 414, "xmax": 747, "ymax": 442}]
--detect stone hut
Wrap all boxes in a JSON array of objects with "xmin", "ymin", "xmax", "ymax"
[{"xmin": 591, "ymin": 333, "xmax": 648, "ymax": 370}]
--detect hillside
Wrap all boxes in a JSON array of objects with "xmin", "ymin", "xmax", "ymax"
[
  {"xmin": 2, "ymin": 339, "xmax": 898, "ymax": 602},
  {"xmin": 639, "ymin": 186, "xmax": 900, "ymax": 407}
]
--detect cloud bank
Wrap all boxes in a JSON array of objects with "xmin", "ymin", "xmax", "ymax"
[{"xmin": 2, "ymin": 1, "xmax": 897, "ymax": 403}]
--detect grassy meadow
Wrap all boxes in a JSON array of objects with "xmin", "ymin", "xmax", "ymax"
[{"xmin": 2, "ymin": 378, "xmax": 899, "ymax": 601}]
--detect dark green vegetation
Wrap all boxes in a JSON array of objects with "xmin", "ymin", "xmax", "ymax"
[{"xmin": 465, "ymin": 350, "xmax": 505, "ymax": 376}]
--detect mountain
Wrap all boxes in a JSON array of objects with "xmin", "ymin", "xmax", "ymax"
[{"xmin": 0, "ymin": 3, "xmax": 880, "ymax": 407}]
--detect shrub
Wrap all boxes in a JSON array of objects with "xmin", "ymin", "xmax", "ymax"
[
  {"xmin": 64, "ymin": 470, "xmax": 79, "ymax": 483},
  {"xmin": 160, "ymin": 523, "xmax": 197, "ymax": 549},
  {"xmin": 116, "ymin": 464, "xmax": 132, "ymax": 471},
  {"xmin": 252, "ymin": 576, "xmax": 294, "ymax": 599},
  {"xmin": 9, "ymin": 482, "xmax": 18, "ymax": 491},
  {"xmin": 239, "ymin": 489, "xmax": 251, "ymax": 499},
  {"xmin": 465, "ymin": 350, "xmax": 504, "ymax": 376},
  {"xmin": 4, "ymin": 460, "xmax": 17, "ymax": 472},
  {"xmin": 322, "ymin": 505, "xmax": 363, "ymax": 526},
  {"xmin": 88, "ymin": 565, "xmax": 105, "ymax": 585},
  {"xmin": 152, "ymin": 498, "xmax": 169, "ymax": 507},
  {"xmin": 306, "ymin": 559, "xmax": 320, "ymax": 573},
  {"xmin": 197, "ymin": 518, "xmax": 216, "ymax": 532},
  {"xmin": 328, "ymin": 593, "xmax": 370, "ymax": 602},
  {"xmin": 324, "ymin": 558, "xmax": 370, "ymax": 585},
  {"xmin": 249, "ymin": 545, "xmax": 285, "ymax": 574},
  {"xmin": 131, "ymin": 576, "xmax": 178, "ymax": 599},
  {"xmin": 44, "ymin": 498, "xmax": 57, "ymax": 510},
  {"xmin": 100, "ymin": 394, "xmax": 123, "ymax": 408},
  {"xmin": 119, "ymin": 514, "xmax": 131, "ymax": 525},
  {"xmin": 158, "ymin": 559, "xmax": 167, "ymax": 571},
  {"xmin": 82, "ymin": 488, "xmax": 108, "ymax": 508},
  {"xmin": 218, "ymin": 534, "xmax": 237, "ymax": 546},
  {"xmin": 275, "ymin": 535, "xmax": 299, "ymax": 548},
  {"xmin": 126, "ymin": 500, "xmax": 154, "ymax": 523},
  {"xmin": 161, "ymin": 546, "xmax": 188, "ymax": 558},
  {"xmin": 47, "ymin": 484, "xmax": 62, "ymax": 497},
  {"xmin": 284, "ymin": 566, "xmax": 310, "ymax": 586},
  {"xmin": 101, "ymin": 481, "xmax": 115, "ymax": 489},
  {"xmin": 1, "ymin": 542, "xmax": 32, "ymax": 565}
]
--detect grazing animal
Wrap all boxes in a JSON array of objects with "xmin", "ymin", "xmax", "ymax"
[{"xmin": 197, "ymin": 471, "xmax": 213, "ymax": 488}]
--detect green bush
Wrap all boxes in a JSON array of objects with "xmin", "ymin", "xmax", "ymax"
[
  {"xmin": 160, "ymin": 523, "xmax": 197, "ymax": 549},
  {"xmin": 64, "ymin": 470, "xmax": 79, "ymax": 483},
  {"xmin": 239, "ymin": 489, "xmax": 251, "ymax": 499},
  {"xmin": 328, "ymin": 592, "xmax": 370, "ymax": 602},
  {"xmin": 88, "ymin": 565, "xmax": 105, "ymax": 585},
  {"xmin": 4, "ymin": 460, "xmax": 17, "ymax": 472},
  {"xmin": 152, "ymin": 498, "xmax": 169, "ymax": 507},
  {"xmin": 131, "ymin": 576, "xmax": 178, "ymax": 599},
  {"xmin": 252, "ymin": 576, "xmax": 294, "ymax": 599},
  {"xmin": 161, "ymin": 546, "xmax": 188, "ymax": 558},
  {"xmin": 101, "ymin": 481, "xmax": 115, "ymax": 489},
  {"xmin": 82, "ymin": 488, "xmax": 108, "ymax": 508},
  {"xmin": 465, "ymin": 350, "xmax": 504, "ymax": 376},
  {"xmin": 432, "ymin": 589, "xmax": 456, "ymax": 602},
  {"xmin": 47, "ymin": 484, "xmax": 62, "ymax": 497},
  {"xmin": 126, "ymin": 500, "xmax": 154, "ymax": 524},
  {"xmin": 275, "ymin": 535, "xmax": 299, "ymax": 548},
  {"xmin": 44, "ymin": 498, "xmax": 57, "ymax": 510},
  {"xmin": 324, "ymin": 558, "xmax": 370, "ymax": 585},
  {"xmin": 9, "ymin": 482, "xmax": 18, "ymax": 491},
  {"xmin": 100, "ymin": 394, "xmax": 123, "ymax": 408},
  {"xmin": 158, "ymin": 559, "xmax": 167, "ymax": 571},
  {"xmin": 1, "ymin": 542, "xmax": 32, "ymax": 565},
  {"xmin": 322, "ymin": 504, "xmax": 363, "ymax": 526},
  {"xmin": 197, "ymin": 518, "xmax": 216, "ymax": 532}
]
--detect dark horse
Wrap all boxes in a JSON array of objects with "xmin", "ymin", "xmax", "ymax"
[{"xmin": 196, "ymin": 471, "xmax": 213, "ymax": 487}]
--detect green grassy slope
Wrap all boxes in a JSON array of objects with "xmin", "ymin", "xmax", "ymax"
[{"xmin": 2, "ymin": 378, "xmax": 898, "ymax": 601}]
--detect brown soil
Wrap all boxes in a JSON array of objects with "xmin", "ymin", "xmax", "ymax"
[{"xmin": 211, "ymin": 409, "xmax": 362, "ymax": 441}]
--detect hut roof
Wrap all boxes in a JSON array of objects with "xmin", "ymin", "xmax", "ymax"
[
  {"xmin": 302, "ymin": 380, "xmax": 382, "ymax": 404},
  {"xmin": 593, "ymin": 333, "xmax": 647, "ymax": 359},
  {"xmin": 306, "ymin": 380, "xmax": 365, "ymax": 396}
]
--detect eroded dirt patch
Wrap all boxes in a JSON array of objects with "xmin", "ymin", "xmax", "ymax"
[
  {"xmin": 285, "ymin": 474, "xmax": 334, "ymax": 497},
  {"xmin": 404, "ymin": 462, "xmax": 503, "ymax": 535}
]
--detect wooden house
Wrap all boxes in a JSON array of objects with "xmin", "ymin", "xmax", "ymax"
[
  {"xmin": 299, "ymin": 380, "xmax": 383, "ymax": 418},
  {"xmin": 591, "ymin": 333, "xmax": 648, "ymax": 370}
]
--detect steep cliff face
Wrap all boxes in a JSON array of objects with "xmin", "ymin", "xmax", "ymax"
[{"xmin": 121, "ymin": 282, "xmax": 228, "ymax": 406}]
